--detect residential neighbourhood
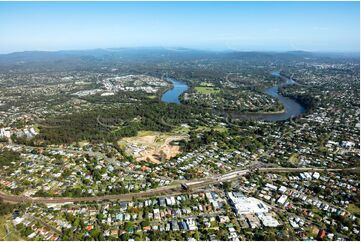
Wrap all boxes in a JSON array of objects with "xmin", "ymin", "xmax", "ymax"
[{"xmin": 0, "ymin": 6, "xmax": 359, "ymax": 240}]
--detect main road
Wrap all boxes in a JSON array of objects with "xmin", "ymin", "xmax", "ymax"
[{"xmin": 0, "ymin": 166, "xmax": 358, "ymax": 204}]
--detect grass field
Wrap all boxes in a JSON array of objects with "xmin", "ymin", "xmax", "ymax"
[
  {"xmin": 194, "ymin": 86, "xmax": 220, "ymax": 95},
  {"xmin": 0, "ymin": 215, "xmax": 23, "ymax": 241},
  {"xmin": 172, "ymin": 126, "xmax": 191, "ymax": 135},
  {"xmin": 137, "ymin": 130, "xmax": 157, "ymax": 137},
  {"xmin": 195, "ymin": 125, "xmax": 228, "ymax": 133},
  {"xmin": 347, "ymin": 203, "xmax": 360, "ymax": 216},
  {"xmin": 199, "ymin": 82, "xmax": 215, "ymax": 87},
  {"xmin": 288, "ymin": 153, "xmax": 299, "ymax": 164}
]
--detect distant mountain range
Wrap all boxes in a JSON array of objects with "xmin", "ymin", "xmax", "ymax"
[{"xmin": 0, "ymin": 48, "xmax": 357, "ymax": 68}]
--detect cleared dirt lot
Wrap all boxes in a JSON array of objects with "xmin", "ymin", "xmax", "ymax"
[{"xmin": 118, "ymin": 131, "xmax": 186, "ymax": 163}]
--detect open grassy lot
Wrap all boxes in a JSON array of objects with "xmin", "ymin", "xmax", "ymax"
[
  {"xmin": 0, "ymin": 215, "xmax": 23, "ymax": 241},
  {"xmin": 172, "ymin": 125, "xmax": 191, "ymax": 135},
  {"xmin": 199, "ymin": 82, "xmax": 215, "ymax": 87},
  {"xmin": 347, "ymin": 203, "xmax": 360, "ymax": 216},
  {"xmin": 195, "ymin": 125, "xmax": 228, "ymax": 133},
  {"xmin": 194, "ymin": 86, "xmax": 220, "ymax": 94},
  {"xmin": 288, "ymin": 153, "xmax": 299, "ymax": 165}
]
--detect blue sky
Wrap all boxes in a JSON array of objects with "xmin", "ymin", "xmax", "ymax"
[{"xmin": 0, "ymin": 1, "xmax": 359, "ymax": 53}]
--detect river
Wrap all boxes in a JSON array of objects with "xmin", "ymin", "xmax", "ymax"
[
  {"xmin": 160, "ymin": 72, "xmax": 306, "ymax": 121},
  {"xmin": 261, "ymin": 71, "xmax": 305, "ymax": 121},
  {"xmin": 161, "ymin": 78, "xmax": 189, "ymax": 104}
]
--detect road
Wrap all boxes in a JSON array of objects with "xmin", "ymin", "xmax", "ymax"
[{"xmin": 0, "ymin": 166, "xmax": 358, "ymax": 204}]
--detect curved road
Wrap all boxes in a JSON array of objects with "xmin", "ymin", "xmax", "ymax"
[{"xmin": 0, "ymin": 167, "xmax": 358, "ymax": 204}]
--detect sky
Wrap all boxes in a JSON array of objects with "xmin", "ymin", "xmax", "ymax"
[{"xmin": 0, "ymin": 1, "xmax": 359, "ymax": 53}]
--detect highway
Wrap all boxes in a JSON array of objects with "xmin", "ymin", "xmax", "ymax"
[{"xmin": 0, "ymin": 166, "xmax": 358, "ymax": 204}]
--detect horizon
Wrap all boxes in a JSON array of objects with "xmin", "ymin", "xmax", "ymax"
[
  {"xmin": 0, "ymin": 1, "xmax": 359, "ymax": 54},
  {"xmin": 0, "ymin": 46, "xmax": 360, "ymax": 56}
]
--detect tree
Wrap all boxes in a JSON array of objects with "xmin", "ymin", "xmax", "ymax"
[
  {"xmin": 194, "ymin": 231, "xmax": 200, "ymax": 241},
  {"xmin": 90, "ymin": 228, "xmax": 102, "ymax": 240},
  {"xmin": 140, "ymin": 219, "xmax": 150, "ymax": 228},
  {"xmin": 123, "ymin": 221, "xmax": 133, "ymax": 231}
]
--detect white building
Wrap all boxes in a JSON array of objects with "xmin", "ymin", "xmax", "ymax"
[
  {"xmin": 313, "ymin": 172, "xmax": 320, "ymax": 179},
  {"xmin": 265, "ymin": 183, "xmax": 278, "ymax": 191},
  {"xmin": 277, "ymin": 195, "xmax": 288, "ymax": 205},
  {"xmin": 153, "ymin": 209, "xmax": 161, "ymax": 220},
  {"xmin": 0, "ymin": 128, "xmax": 11, "ymax": 138},
  {"xmin": 257, "ymin": 213, "xmax": 280, "ymax": 227},
  {"xmin": 278, "ymin": 186, "xmax": 287, "ymax": 193},
  {"xmin": 341, "ymin": 141, "xmax": 355, "ymax": 149},
  {"xmin": 227, "ymin": 192, "xmax": 269, "ymax": 215},
  {"xmin": 185, "ymin": 218, "xmax": 197, "ymax": 231}
]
